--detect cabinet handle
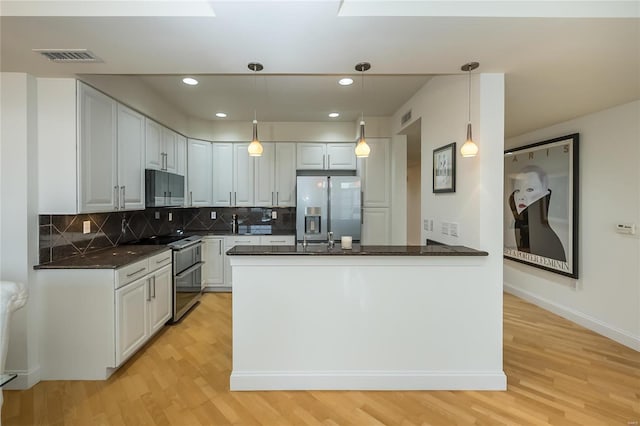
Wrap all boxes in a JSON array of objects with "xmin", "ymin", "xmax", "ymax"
[
  {"xmin": 156, "ymin": 256, "xmax": 170, "ymax": 264},
  {"xmin": 322, "ymin": 154, "xmax": 325, "ymax": 169},
  {"xmin": 270, "ymin": 240, "xmax": 286, "ymax": 243},
  {"xmin": 229, "ymin": 192, "xmax": 232, "ymax": 206},
  {"xmin": 120, "ymin": 186, "xmax": 125, "ymax": 210},
  {"xmin": 152, "ymin": 276, "xmax": 156, "ymax": 299},
  {"xmin": 114, "ymin": 186, "xmax": 120, "ymax": 210},
  {"xmin": 127, "ymin": 267, "xmax": 146, "ymax": 278},
  {"xmin": 219, "ymin": 240, "xmax": 222, "ymax": 255},
  {"xmin": 328, "ymin": 154, "xmax": 331, "ymax": 168},
  {"xmin": 361, "ymin": 191, "xmax": 364, "ymax": 225},
  {"xmin": 272, "ymin": 192, "xmax": 274, "ymax": 206},
  {"xmin": 276, "ymin": 192, "xmax": 279, "ymax": 205},
  {"xmin": 190, "ymin": 191, "xmax": 193, "ymax": 206},
  {"xmin": 234, "ymin": 192, "xmax": 237, "ymax": 205},
  {"xmin": 147, "ymin": 279, "xmax": 152, "ymax": 302}
]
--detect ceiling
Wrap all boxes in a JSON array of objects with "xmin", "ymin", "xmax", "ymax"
[{"xmin": 1, "ymin": 1, "xmax": 638, "ymax": 137}]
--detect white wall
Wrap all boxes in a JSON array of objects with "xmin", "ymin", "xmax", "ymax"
[
  {"xmin": 0, "ymin": 73, "xmax": 41, "ymax": 388},
  {"xmin": 407, "ymin": 163, "xmax": 421, "ymax": 245},
  {"xmin": 391, "ymin": 74, "xmax": 505, "ymax": 251},
  {"xmin": 504, "ymin": 100, "xmax": 640, "ymax": 350}
]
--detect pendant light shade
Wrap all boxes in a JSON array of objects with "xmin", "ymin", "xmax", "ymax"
[
  {"xmin": 247, "ymin": 62, "xmax": 264, "ymax": 157},
  {"xmin": 355, "ymin": 120, "xmax": 370, "ymax": 158},
  {"xmin": 461, "ymin": 61, "xmax": 479, "ymax": 158},
  {"xmin": 248, "ymin": 119, "xmax": 263, "ymax": 156},
  {"xmin": 355, "ymin": 62, "xmax": 371, "ymax": 158}
]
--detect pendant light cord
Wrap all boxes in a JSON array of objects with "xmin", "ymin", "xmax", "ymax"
[{"xmin": 467, "ymin": 67, "xmax": 471, "ymax": 123}]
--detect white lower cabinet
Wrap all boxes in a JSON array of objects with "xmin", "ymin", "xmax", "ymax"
[
  {"xmin": 260, "ymin": 235, "xmax": 296, "ymax": 245},
  {"xmin": 115, "ymin": 263, "xmax": 171, "ymax": 366},
  {"xmin": 224, "ymin": 236, "xmax": 261, "ymax": 288},
  {"xmin": 203, "ymin": 236, "xmax": 225, "ymax": 291},
  {"xmin": 38, "ymin": 249, "xmax": 172, "ymax": 380},
  {"xmin": 115, "ymin": 276, "xmax": 149, "ymax": 366}
]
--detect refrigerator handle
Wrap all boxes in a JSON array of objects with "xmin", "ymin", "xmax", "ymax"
[{"xmin": 361, "ymin": 191, "xmax": 364, "ymax": 225}]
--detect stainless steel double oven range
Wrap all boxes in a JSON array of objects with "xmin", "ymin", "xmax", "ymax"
[{"xmin": 131, "ymin": 235, "xmax": 203, "ymax": 322}]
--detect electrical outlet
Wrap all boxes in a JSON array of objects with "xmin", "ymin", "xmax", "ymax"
[
  {"xmin": 441, "ymin": 222, "xmax": 449, "ymax": 235},
  {"xmin": 82, "ymin": 220, "xmax": 91, "ymax": 234},
  {"xmin": 430, "ymin": 220, "xmax": 434, "ymax": 232},
  {"xmin": 155, "ymin": 211, "xmax": 160, "ymax": 220},
  {"xmin": 211, "ymin": 211, "xmax": 216, "ymax": 220},
  {"xmin": 168, "ymin": 212, "xmax": 173, "ymax": 222},
  {"xmin": 450, "ymin": 222, "xmax": 459, "ymax": 237},
  {"xmin": 272, "ymin": 210, "xmax": 278, "ymax": 219},
  {"xmin": 423, "ymin": 219, "xmax": 429, "ymax": 231}
]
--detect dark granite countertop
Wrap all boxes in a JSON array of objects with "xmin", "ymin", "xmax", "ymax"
[
  {"xmin": 226, "ymin": 244, "xmax": 488, "ymax": 256},
  {"xmin": 196, "ymin": 231, "xmax": 295, "ymax": 237},
  {"xmin": 35, "ymin": 245, "xmax": 170, "ymax": 270}
]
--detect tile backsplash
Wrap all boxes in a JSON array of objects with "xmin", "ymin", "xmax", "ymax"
[{"xmin": 39, "ymin": 207, "xmax": 296, "ymax": 264}]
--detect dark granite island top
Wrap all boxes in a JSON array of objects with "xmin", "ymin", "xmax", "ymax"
[
  {"xmin": 34, "ymin": 245, "xmax": 170, "ymax": 269},
  {"xmin": 226, "ymin": 244, "xmax": 488, "ymax": 256}
]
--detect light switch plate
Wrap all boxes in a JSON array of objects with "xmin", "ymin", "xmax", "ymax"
[
  {"xmin": 616, "ymin": 223, "xmax": 636, "ymax": 234},
  {"xmin": 155, "ymin": 211, "xmax": 160, "ymax": 220},
  {"xmin": 272, "ymin": 211, "xmax": 278, "ymax": 219},
  {"xmin": 441, "ymin": 222, "xmax": 449, "ymax": 235},
  {"xmin": 82, "ymin": 220, "xmax": 91, "ymax": 234},
  {"xmin": 450, "ymin": 223, "xmax": 459, "ymax": 237},
  {"xmin": 211, "ymin": 211, "xmax": 216, "ymax": 220},
  {"xmin": 423, "ymin": 219, "xmax": 428, "ymax": 231},
  {"xmin": 168, "ymin": 212, "xmax": 173, "ymax": 222}
]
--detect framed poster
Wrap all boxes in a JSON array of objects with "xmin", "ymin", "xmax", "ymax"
[
  {"xmin": 433, "ymin": 142, "xmax": 456, "ymax": 193},
  {"xmin": 503, "ymin": 133, "xmax": 579, "ymax": 278}
]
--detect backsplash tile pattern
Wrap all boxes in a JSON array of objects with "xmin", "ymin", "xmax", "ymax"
[{"xmin": 39, "ymin": 207, "xmax": 296, "ymax": 264}]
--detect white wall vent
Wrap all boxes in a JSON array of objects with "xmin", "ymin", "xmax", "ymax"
[
  {"xmin": 33, "ymin": 49, "xmax": 102, "ymax": 63},
  {"xmin": 401, "ymin": 110, "xmax": 412, "ymax": 126}
]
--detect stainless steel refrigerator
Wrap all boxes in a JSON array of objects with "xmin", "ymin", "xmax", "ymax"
[{"xmin": 296, "ymin": 176, "xmax": 361, "ymax": 243}]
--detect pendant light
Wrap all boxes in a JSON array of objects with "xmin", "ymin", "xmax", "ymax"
[
  {"xmin": 247, "ymin": 62, "xmax": 264, "ymax": 157},
  {"xmin": 460, "ymin": 61, "xmax": 479, "ymax": 158},
  {"xmin": 355, "ymin": 62, "xmax": 371, "ymax": 158}
]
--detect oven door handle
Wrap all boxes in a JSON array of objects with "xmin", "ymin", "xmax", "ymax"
[{"xmin": 175, "ymin": 261, "xmax": 205, "ymax": 279}]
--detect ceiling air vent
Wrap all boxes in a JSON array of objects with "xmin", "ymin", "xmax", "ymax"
[
  {"xmin": 401, "ymin": 109, "xmax": 412, "ymax": 126},
  {"xmin": 33, "ymin": 49, "xmax": 102, "ymax": 63}
]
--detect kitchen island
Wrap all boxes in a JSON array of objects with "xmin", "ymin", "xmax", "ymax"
[{"xmin": 228, "ymin": 244, "xmax": 506, "ymax": 391}]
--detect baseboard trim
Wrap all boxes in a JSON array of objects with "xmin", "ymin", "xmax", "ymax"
[
  {"xmin": 230, "ymin": 370, "xmax": 507, "ymax": 391},
  {"xmin": 203, "ymin": 286, "xmax": 231, "ymax": 293},
  {"xmin": 504, "ymin": 283, "xmax": 640, "ymax": 351},
  {"xmin": 3, "ymin": 365, "xmax": 41, "ymax": 390}
]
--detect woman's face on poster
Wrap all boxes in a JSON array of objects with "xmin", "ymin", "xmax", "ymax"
[{"xmin": 513, "ymin": 171, "xmax": 549, "ymax": 214}]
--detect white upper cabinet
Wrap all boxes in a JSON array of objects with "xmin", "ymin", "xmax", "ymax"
[
  {"xmin": 212, "ymin": 143, "xmax": 234, "ymax": 206},
  {"xmin": 176, "ymin": 134, "xmax": 187, "ymax": 176},
  {"xmin": 187, "ymin": 139, "xmax": 213, "ymax": 207},
  {"xmin": 296, "ymin": 143, "xmax": 326, "ymax": 169},
  {"xmin": 254, "ymin": 142, "xmax": 296, "ymax": 207},
  {"xmin": 327, "ymin": 143, "xmax": 357, "ymax": 170},
  {"xmin": 254, "ymin": 142, "xmax": 276, "ymax": 206},
  {"xmin": 361, "ymin": 138, "xmax": 391, "ymax": 207},
  {"xmin": 145, "ymin": 120, "xmax": 185, "ymax": 175},
  {"xmin": 162, "ymin": 126, "xmax": 178, "ymax": 174},
  {"xmin": 274, "ymin": 143, "xmax": 296, "ymax": 206},
  {"xmin": 296, "ymin": 143, "xmax": 356, "ymax": 170},
  {"xmin": 145, "ymin": 119, "xmax": 163, "ymax": 171},
  {"xmin": 78, "ymin": 83, "xmax": 118, "ymax": 213},
  {"xmin": 116, "ymin": 104, "xmax": 146, "ymax": 211},
  {"xmin": 233, "ymin": 143, "xmax": 254, "ymax": 206}
]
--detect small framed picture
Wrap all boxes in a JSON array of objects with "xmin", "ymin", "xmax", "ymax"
[{"xmin": 433, "ymin": 142, "xmax": 456, "ymax": 193}]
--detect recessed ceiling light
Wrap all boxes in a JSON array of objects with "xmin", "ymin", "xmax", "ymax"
[
  {"xmin": 215, "ymin": 112, "xmax": 227, "ymax": 118},
  {"xmin": 338, "ymin": 78, "xmax": 353, "ymax": 86},
  {"xmin": 182, "ymin": 77, "xmax": 198, "ymax": 86},
  {"xmin": 328, "ymin": 112, "xmax": 340, "ymax": 118}
]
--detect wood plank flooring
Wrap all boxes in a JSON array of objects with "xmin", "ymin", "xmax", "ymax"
[{"xmin": 2, "ymin": 293, "xmax": 639, "ymax": 425}]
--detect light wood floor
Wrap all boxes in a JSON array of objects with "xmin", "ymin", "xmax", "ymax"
[{"xmin": 2, "ymin": 293, "xmax": 639, "ymax": 425}]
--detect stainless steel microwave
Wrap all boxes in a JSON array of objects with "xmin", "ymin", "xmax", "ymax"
[{"xmin": 145, "ymin": 169, "xmax": 185, "ymax": 207}]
